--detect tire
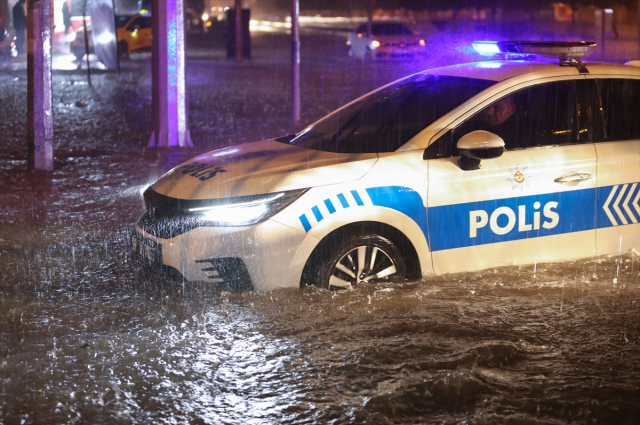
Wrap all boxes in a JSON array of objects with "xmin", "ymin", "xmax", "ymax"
[
  {"xmin": 118, "ymin": 41, "xmax": 129, "ymax": 59},
  {"xmin": 312, "ymin": 234, "xmax": 406, "ymax": 290}
]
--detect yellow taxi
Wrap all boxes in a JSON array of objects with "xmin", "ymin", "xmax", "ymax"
[{"xmin": 70, "ymin": 14, "xmax": 152, "ymax": 60}]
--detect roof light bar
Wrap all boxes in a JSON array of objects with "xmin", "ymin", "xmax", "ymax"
[
  {"xmin": 472, "ymin": 41, "xmax": 597, "ymax": 59},
  {"xmin": 472, "ymin": 41, "xmax": 501, "ymax": 56}
]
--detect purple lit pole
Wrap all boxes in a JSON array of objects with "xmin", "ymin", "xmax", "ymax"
[
  {"xmin": 27, "ymin": 0, "xmax": 53, "ymax": 170},
  {"xmin": 235, "ymin": 0, "xmax": 242, "ymax": 62},
  {"xmin": 291, "ymin": 0, "xmax": 300, "ymax": 122},
  {"xmin": 149, "ymin": 0, "xmax": 193, "ymax": 148},
  {"xmin": 367, "ymin": 0, "xmax": 373, "ymax": 37}
]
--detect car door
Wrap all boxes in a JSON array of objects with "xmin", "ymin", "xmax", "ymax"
[
  {"xmin": 426, "ymin": 78, "xmax": 598, "ymax": 274},
  {"xmin": 138, "ymin": 16, "xmax": 152, "ymax": 51},
  {"xmin": 126, "ymin": 16, "xmax": 144, "ymax": 52},
  {"xmin": 588, "ymin": 77, "xmax": 640, "ymax": 256}
]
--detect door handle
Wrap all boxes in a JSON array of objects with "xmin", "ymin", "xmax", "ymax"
[{"xmin": 554, "ymin": 172, "xmax": 593, "ymax": 183}]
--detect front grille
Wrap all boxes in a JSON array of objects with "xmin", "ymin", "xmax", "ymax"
[
  {"xmin": 137, "ymin": 212, "xmax": 201, "ymax": 239},
  {"xmin": 139, "ymin": 188, "xmax": 229, "ymax": 239}
]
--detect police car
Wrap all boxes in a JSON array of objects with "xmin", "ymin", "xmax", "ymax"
[{"xmin": 132, "ymin": 41, "xmax": 640, "ymax": 291}]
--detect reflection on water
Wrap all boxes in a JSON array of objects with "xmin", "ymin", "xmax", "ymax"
[{"xmin": 1, "ymin": 155, "xmax": 640, "ymax": 424}]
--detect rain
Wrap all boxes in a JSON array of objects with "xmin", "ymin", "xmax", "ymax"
[{"xmin": 1, "ymin": 0, "xmax": 640, "ymax": 423}]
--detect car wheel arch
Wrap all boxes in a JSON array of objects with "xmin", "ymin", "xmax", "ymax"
[{"xmin": 299, "ymin": 221, "xmax": 422, "ymax": 288}]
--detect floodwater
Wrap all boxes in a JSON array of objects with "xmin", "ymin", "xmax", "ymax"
[
  {"xmin": 2, "ymin": 28, "xmax": 640, "ymax": 424},
  {"xmin": 2, "ymin": 170, "xmax": 640, "ymax": 424}
]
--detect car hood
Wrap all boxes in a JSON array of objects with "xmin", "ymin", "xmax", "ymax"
[{"xmin": 150, "ymin": 139, "xmax": 378, "ymax": 200}]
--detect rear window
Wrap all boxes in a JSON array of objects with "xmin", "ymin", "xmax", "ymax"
[{"xmin": 286, "ymin": 75, "xmax": 495, "ymax": 153}]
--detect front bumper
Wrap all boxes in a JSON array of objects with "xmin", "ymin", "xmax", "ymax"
[
  {"xmin": 130, "ymin": 214, "xmax": 311, "ymax": 291},
  {"xmin": 372, "ymin": 47, "xmax": 426, "ymax": 59}
]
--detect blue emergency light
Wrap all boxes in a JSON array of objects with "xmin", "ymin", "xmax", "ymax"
[{"xmin": 472, "ymin": 41, "xmax": 597, "ymax": 59}]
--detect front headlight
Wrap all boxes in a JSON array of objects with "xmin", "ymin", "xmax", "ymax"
[{"xmin": 187, "ymin": 189, "xmax": 308, "ymax": 227}]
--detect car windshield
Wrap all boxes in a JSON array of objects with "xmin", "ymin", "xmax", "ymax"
[
  {"xmin": 286, "ymin": 75, "xmax": 495, "ymax": 153},
  {"xmin": 371, "ymin": 23, "xmax": 412, "ymax": 36}
]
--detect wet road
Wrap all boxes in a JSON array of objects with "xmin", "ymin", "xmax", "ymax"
[{"xmin": 2, "ymin": 29, "xmax": 640, "ymax": 424}]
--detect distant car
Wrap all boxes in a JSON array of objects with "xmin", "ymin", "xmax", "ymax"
[
  {"xmin": 347, "ymin": 22, "xmax": 426, "ymax": 60},
  {"xmin": 132, "ymin": 41, "xmax": 640, "ymax": 292},
  {"xmin": 70, "ymin": 14, "xmax": 152, "ymax": 60}
]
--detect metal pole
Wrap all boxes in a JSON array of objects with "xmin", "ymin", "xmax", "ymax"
[
  {"xmin": 27, "ymin": 0, "xmax": 53, "ymax": 171},
  {"xmin": 149, "ymin": 0, "xmax": 192, "ymax": 148},
  {"xmin": 601, "ymin": 9, "xmax": 606, "ymax": 61},
  {"xmin": 112, "ymin": 0, "xmax": 120, "ymax": 73},
  {"xmin": 291, "ymin": 0, "xmax": 300, "ymax": 122},
  {"xmin": 367, "ymin": 0, "xmax": 373, "ymax": 37},
  {"xmin": 82, "ymin": 0, "xmax": 91, "ymax": 85},
  {"xmin": 235, "ymin": 0, "xmax": 242, "ymax": 62},
  {"xmin": 638, "ymin": 0, "xmax": 640, "ymax": 55}
]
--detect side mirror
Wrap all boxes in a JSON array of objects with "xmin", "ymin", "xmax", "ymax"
[{"xmin": 457, "ymin": 130, "xmax": 505, "ymax": 171}]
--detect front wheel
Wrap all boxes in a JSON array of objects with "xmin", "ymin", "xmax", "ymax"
[{"xmin": 314, "ymin": 235, "xmax": 406, "ymax": 290}]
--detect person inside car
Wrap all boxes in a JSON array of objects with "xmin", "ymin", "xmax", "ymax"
[{"xmin": 479, "ymin": 94, "xmax": 519, "ymax": 149}]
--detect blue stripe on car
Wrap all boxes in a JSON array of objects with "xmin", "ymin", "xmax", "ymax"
[
  {"xmin": 299, "ymin": 214, "xmax": 311, "ymax": 232},
  {"xmin": 351, "ymin": 190, "xmax": 364, "ymax": 206},
  {"xmin": 337, "ymin": 193, "xmax": 350, "ymax": 208},
  {"xmin": 597, "ymin": 183, "xmax": 640, "ymax": 228},
  {"xmin": 324, "ymin": 199, "xmax": 336, "ymax": 214},
  {"xmin": 298, "ymin": 183, "xmax": 637, "ymax": 249},
  {"xmin": 311, "ymin": 205, "xmax": 323, "ymax": 222},
  {"xmin": 428, "ymin": 189, "xmax": 596, "ymax": 251},
  {"xmin": 366, "ymin": 186, "xmax": 430, "ymax": 250}
]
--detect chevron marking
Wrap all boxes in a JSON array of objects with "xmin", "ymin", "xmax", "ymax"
[
  {"xmin": 614, "ymin": 184, "xmax": 629, "ymax": 225},
  {"xmin": 623, "ymin": 183, "xmax": 638, "ymax": 224},
  {"xmin": 603, "ymin": 185, "xmax": 619, "ymax": 226},
  {"xmin": 634, "ymin": 185, "xmax": 640, "ymax": 220}
]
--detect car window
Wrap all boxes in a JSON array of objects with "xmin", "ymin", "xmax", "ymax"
[
  {"xmin": 115, "ymin": 16, "xmax": 132, "ymax": 28},
  {"xmin": 592, "ymin": 79, "xmax": 640, "ymax": 142},
  {"xmin": 426, "ymin": 80, "xmax": 586, "ymax": 159},
  {"xmin": 287, "ymin": 75, "xmax": 495, "ymax": 153},
  {"xmin": 371, "ymin": 23, "xmax": 412, "ymax": 36},
  {"xmin": 140, "ymin": 16, "xmax": 152, "ymax": 29},
  {"xmin": 127, "ymin": 17, "xmax": 144, "ymax": 31}
]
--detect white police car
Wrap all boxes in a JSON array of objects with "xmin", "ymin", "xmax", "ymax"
[{"xmin": 132, "ymin": 41, "xmax": 640, "ymax": 291}]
